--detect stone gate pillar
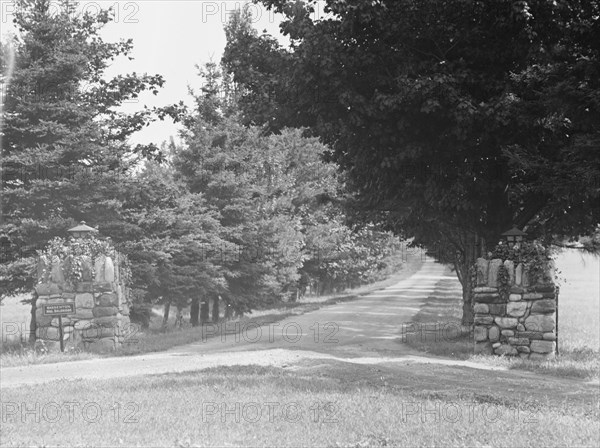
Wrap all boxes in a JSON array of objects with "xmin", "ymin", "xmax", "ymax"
[
  {"xmin": 473, "ymin": 257, "xmax": 557, "ymax": 359},
  {"xmin": 35, "ymin": 244, "xmax": 131, "ymax": 353}
]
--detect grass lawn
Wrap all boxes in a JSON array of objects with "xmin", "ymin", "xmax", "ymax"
[
  {"xmin": 0, "ymin": 255, "xmax": 424, "ymax": 367},
  {"xmin": 405, "ymin": 249, "xmax": 600, "ymax": 380},
  {"xmin": 1, "ymin": 364, "xmax": 598, "ymax": 447}
]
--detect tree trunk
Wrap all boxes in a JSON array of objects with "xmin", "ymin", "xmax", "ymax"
[
  {"xmin": 190, "ymin": 297, "xmax": 200, "ymax": 327},
  {"xmin": 29, "ymin": 292, "xmax": 37, "ymax": 344},
  {"xmin": 175, "ymin": 305, "xmax": 183, "ymax": 330},
  {"xmin": 200, "ymin": 299, "xmax": 210, "ymax": 323},
  {"xmin": 212, "ymin": 295, "xmax": 220, "ymax": 322},
  {"xmin": 452, "ymin": 233, "xmax": 484, "ymax": 328},
  {"xmin": 161, "ymin": 299, "xmax": 171, "ymax": 331},
  {"xmin": 461, "ymin": 280, "xmax": 474, "ymax": 328}
]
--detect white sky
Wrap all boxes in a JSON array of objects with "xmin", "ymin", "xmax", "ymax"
[{"xmin": 0, "ymin": 0, "xmax": 291, "ymax": 146}]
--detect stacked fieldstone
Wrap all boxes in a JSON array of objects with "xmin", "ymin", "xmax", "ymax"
[
  {"xmin": 473, "ymin": 258, "xmax": 557, "ymax": 359},
  {"xmin": 35, "ymin": 253, "xmax": 130, "ymax": 353}
]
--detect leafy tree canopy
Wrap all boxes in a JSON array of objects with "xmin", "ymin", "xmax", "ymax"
[{"xmin": 223, "ymin": 0, "xmax": 600, "ymax": 322}]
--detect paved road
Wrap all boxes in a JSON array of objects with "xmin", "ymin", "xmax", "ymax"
[{"xmin": 2, "ymin": 258, "xmax": 488, "ymax": 387}]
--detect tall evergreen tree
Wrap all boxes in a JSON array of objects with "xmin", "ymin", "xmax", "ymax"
[{"xmin": 0, "ymin": 0, "xmax": 181, "ymax": 300}]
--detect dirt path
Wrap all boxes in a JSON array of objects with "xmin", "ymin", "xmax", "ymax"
[{"xmin": 1, "ymin": 258, "xmax": 597, "ymax": 406}]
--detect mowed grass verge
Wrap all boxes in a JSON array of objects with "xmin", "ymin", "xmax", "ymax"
[
  {"xmin": 0, "ymin": 255, "xmax": 424, "ymax": 367},
  {"xmin": 1, "ymin": 364, "xmax": 598, "ymax": 448},
  {"xmin": 405, "ymin": 250, "xmax": 600, "ymax": 380}
]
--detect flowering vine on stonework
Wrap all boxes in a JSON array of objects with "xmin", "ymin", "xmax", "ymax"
[
  {"xmin": 489, "ymin": 240, "xmax": 556, "ymax": 286},
  {"xmin": 37, "ymin": 236, "xmax": 132, "ymax": 287}
]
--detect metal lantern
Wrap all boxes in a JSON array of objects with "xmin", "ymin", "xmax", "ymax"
[
  {"xmin": 67, "ymin": 221, "xmax": 99, "ymax": 239},
  {"xmin": 501, "ymin": 226, "xmax": 527, "ymax": 248}
]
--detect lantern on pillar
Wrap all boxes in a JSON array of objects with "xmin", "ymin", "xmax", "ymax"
[
  {"xmin": 67, "ymin": 221, "xmax": 99, "ymax": 239},
  {"xmin": 501, "ymin": 226, "xmax": 527, "ymax": 248}
]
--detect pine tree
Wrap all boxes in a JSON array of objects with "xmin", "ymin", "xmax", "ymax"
[{"xmin": 0, "ymin": 0, "xmax": 181, "ymax": 300}]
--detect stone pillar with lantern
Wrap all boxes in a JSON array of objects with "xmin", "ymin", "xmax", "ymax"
[
  {"xmin": 34, "ymin": 221, "xmax": 131, "ymax": 353},
  {"xmin": 472, "ymin": 226, "xmax": 558, "ymax": 359}
]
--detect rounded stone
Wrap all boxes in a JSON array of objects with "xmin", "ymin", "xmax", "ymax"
[
  {"xmin": 515, "ymin": 263, "xmax": 523, "ymax": 286},
  {"xmin": 525, "ymin": 315, "xmax": 555, "ymax": 332},
  {"xmin": 494, "ymin": 344, "xmax": 518, "ymax": 356},
  {"xmin": 51, "ymin": 317, "xmax": 72, "ymax": 327},
  {"xmin": 75, "ymin": 293, "xmax": 94, "ymax": 309},
  {"xmin": 35, "ymin": 283, "xmax": 62, "ymax": 296},
  {"xmin": 81, "ymin": 257, "xmax": 93, "ymax": 281},
  {"xmin": 93, "ymin": 306, "xmax": 118, "ymax": 318},
  {"xmin": 83, "ymin": 325, "xmax": 115, "ymax": 339},
  {"xmin": 487, "ymin": 259, "xmax": 503, "ymax": 287},
  {"xmin": 530, "ymin": 299, "xmax": 556, "ymax": 314},
  {"xmin": 98, "ymin": 293, "xmax": 118, "ymax": 307},
  {"xmin": 50, "ymin": 259, "xmax": 65, "ymax": 283},
  {"xmin": 508, "ymin": 337, "xmax": 529, "ymax": 346},
  {"xmin": 494, "ymin": 317, "xmax": 518, "ymax": 329},
  {"xmin": 488, "ymin": 326, "xmax": 500, "ymax": 342},
  {"xmin": 474, "ymin": 294, "xmax": 503, "ymax": 304},
  {"xmin": 476, "ymin": 259, "xmax": 489, "ymax": 286},
  {"xmin": 503, "ymin": 260, "xmax": 515, "ymax": 284},
  {"xmin": 94, "ymin": 282, "xmax": 113, "ymax": 292},
  {"xmin": 92, "ymin": 316, "xmax": 121, "ymax": 328},
  {"xmin": 74, "ymin": 320, "xmax": 93, "ymax": 330},
  {"xmin": 94, "ymin": 256, "xmax": 106, "ymax": 282},
  {"xmin": 474, "ymin": 315, "xmax": 494, "ymax": 325},
  {"xmin": 73, "ymin": 309, "xmax": 94, "ymax": 319},
  {"xmin": 104, "ymin": 257, "xmax": 115, "ymax": 282},
  {"xmin": 474, "ymin": 326, "xmax": 487, "ymax": 342},
  {"xmin": 75, "ymin": 282, "xmax": 94, "ymax": 293},
  {"xmin": 507, "ymin": 302, "xmax": 527, "ymax": 317},
  {"xmin": 517, "ymin": 331, "xmax": 544, "ymax": 340},
  {"xmin": 488, "ymin": 304, "xmax": 506, "ymax": 315},
  {"xmin": 119, "ymin": 303, "xmax": 130, "ymax": 316},
  {"xmin": 523, "ymin": 293, "xmax": 543, "ymax": 300},
  {"xmin": 530, "ymin": 340, "xmax": 555, "ymax": 354},
  {"xmin": 474, "ymin": 303, "xmax": 489, "ymax": 314}
]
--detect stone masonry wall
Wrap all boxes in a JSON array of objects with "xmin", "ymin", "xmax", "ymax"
[
  {"xmin": 34, "ymin": 253, "xmax": 130, "ymax": 353},
  {"xmin": 473, "ymin": 258, "xmax": 557, "ymax": 359}
]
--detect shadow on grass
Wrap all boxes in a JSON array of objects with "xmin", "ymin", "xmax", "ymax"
[{"xmin": 402, "ymin": 271, "xmax": 472, "ymax": 360}]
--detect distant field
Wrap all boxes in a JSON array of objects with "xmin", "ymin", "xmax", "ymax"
[
  {"xmin": 0, "ymin": 294, "xmax": 31, "ymax": 344},
  {"xmin": 555, "ymin": 250, "xmax": 600, "ymax": 352}
]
